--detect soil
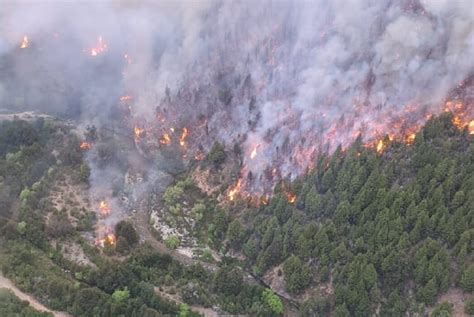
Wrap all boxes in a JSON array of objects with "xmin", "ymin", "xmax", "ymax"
[{"xmin": 0, "ymin": 274, "xmax": 70, "ymax": 317}]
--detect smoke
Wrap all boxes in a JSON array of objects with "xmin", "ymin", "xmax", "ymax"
[{"xmin": 1, "ymin": 0, "xmax": 473, "ymax": 201}]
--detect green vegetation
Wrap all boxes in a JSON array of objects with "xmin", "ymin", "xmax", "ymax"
[
  {"xmin": 0, "ymin": 288, "xmax": 53, "ymax": 317},
  {"xmin": 0, "ymin": 113, "xmax": 472, "ymax": 316},
  {"xmin": 173, "ymin": 113, "xmax": 473, "ymax": 315},
  {"xmin": 164, "ymin": 235, "xmax": 181, "ymax": 249}
]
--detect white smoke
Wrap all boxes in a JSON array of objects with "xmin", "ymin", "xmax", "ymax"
[{"xmin": 0, "ymin": 0, "xmax": 473, "ymax": 196}]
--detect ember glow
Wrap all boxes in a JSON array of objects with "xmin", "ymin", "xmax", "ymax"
[
  {"xmin": 20, "ymin": 36, "xmax": 29, "ymax": 49},
  {"xmin": 250, "ymin": 144, "xmax": 260, "ymax": 159},
  {"xmin": 88, "ymin": 36, "xmax": 107, "ymax": 56},
  {"xmin": 134, "ymin": 127, "xmax": 144, "ymax": 140},
  {"xmin": 159, "ymin": 133, "xmax": 171, "ymax": 145},
  {"xmin": 99, "ymin": 200, "xmax": 111, "ymax": 216},
  {"xmin": 120, "ymin": 95, "xmax": 133, "ymax": 102},
  {"xmin": 376, "ymin": 140, "xmax": 385, "ymax": 154},
  {"xmin": 286, "ymin": 192, "xmax": 296, "ymax": 204},
  {"xmin": 2, "ymin": 1, "xmax": 473, "ymax": 209},
  {"xmin": 95, "ymin": 228, "xmax": 116, "ymax": 248},
  {"xmin": 124, "ymin": 53, "xmax": 132, "ymax": 64},
  {"xmin": 79, "ymin": 141, "xmax": 91, "ymax": 150},
  {"xmin": 179, "ymin": 127, "xmax": 189, "ymax": 147},
  {"xmin": 104, "ymin": 233, "xmax": 116, "ymax": 246},
  {"xmin": 405, "ymin": 133, "xmax": 416, "ymax": 145},
  {"xmin": 228, "ymin": 179, "xmax": 242, "ymax": 201}
]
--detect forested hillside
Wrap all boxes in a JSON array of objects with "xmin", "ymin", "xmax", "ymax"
[
  {"xmin": 0, "ymin": 113, "xmax": 472, "ymax": 317},
  {"xmin": 172, "ymin": 112, "xmax": 474, "ymax": 316}
]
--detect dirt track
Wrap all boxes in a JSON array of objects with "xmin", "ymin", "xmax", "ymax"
[{"xmin": 0, "ymin": 274, "xmax": 70, "ymax": 317}]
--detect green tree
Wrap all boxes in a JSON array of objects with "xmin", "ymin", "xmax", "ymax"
[
  {"xmin": 460, "ymin": 265, "xmax": 474, "ymax": 292},
  {"xmin": 112, "ymin": 287, "xmax": 130, "ymax": 303},
  {"xmin": 115, "ymin": 221, "xmax": 139, "ymax": 246},
  {"xmin": 164, "ymin": 235, "xmax": 180, "ymax": 249},
  {"xmin": 207, "ymin": 142, "xmax": 226, "ymax": 167},
  {"xmin": 283, "ymin": 255, "xmax": 311, "ymax": 293},
  {"xmin": 262, "ymin": 289, "xmax": 283, "ymax": 315}
]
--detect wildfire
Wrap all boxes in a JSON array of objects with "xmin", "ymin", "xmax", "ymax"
[
  {"xmin": 159, "ymin": 133, "xmax": 171, "ymax": 145},
  {"xmin": 104, "ymin": 233, "xmax": 116, "ymax": 245},
  {"xmin": 228, "ymin": 179, "xmax": 242, "ymax": 201},
  {"xmin": 79, "ymin": 141, "xmax": 91, "ymax": 150},
  {"xmin": 405, "ymin": 133, "xmax": 416, "ymax": 145},
  {"xmin": 194, "ymin": 152, "xmax": 205, "ymax": 161},
  {"xmin": 89, "ymin": 36, "xmax": 107, "ymax": 56},
  {"xmin": 250, "ymin": 144, "xmax": 260, "ymax": 159},
  {"xmin": 99, "ymin": 200, "xmax": 111, "ymax": 216},
  {"xmin": 452, "ymin": 116, "xmax": 463, "ymax": 129},
  {"xmin": 445, "ymin": 101, "xmax": 473, "ymax": 132},
  {"xmin": 124, "ymin": 53, "xmax": 132, "ymax": 64},
  {"xmin": 375, "ymin": 139, "xmax": 385, "ymax": 154},
  {"xmin": 134, "ymin": 126, "xmax": 144, "ymax": 140},
  {"xmin": 179, "ymin": 127, "xmax": 189, "ymax": 147},
  {"xmin": 120, "ymin": 95, "xmax": 133, "ymax": 102},
  {"xmin": 95, "ymin": 232, "xmax": 116, "ymax": 247},
  {"xmin": 286, "ymin": 192, "xmax": 296, "ymax": 204},
  {"xmin": 261, "ymin": 195, "xmax": 269, "ymax": 205},
  {"xmin": 20, "ymin": 36, "xmax": 29, "ymax": 49}
]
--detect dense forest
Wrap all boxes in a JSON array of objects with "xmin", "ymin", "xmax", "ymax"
[
  {"xmin": 162, "ymin": 112, "xmax": 474, "ymax": 316},
  {"xmin": 0, "ymin": 113, "xmax": 472, "ymax": 316}
]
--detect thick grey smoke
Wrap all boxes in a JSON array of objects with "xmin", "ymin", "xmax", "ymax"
[{"xmin": 1, "ymin": 0, "xmax": 473, "ymax": 197}]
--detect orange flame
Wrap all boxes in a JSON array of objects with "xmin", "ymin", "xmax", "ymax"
[
  {"xmin": 99, "ymin": 200, "xmax": 111, "ymax": 216},
  {"xmin": 179, "ymin": 127, "xmax": 189, "ymax": 147},
  {"xmin": 95, "ymin": 231, "xmax": 116, "ymax": 247},
  {"xmin": 20, "ymin": 36, "xmax": 29, "ymax": 49},
  {"xmin": 134, "ymin": 127, "xmax": 144, "ymax": 140},
  {"xmin": 104, "ymin": 233, "xmax": 116, "ymax": 246},
  {"xmin": 228, "ymin": 179, "xmax": 242, "ymax": 201},
  {"xmin": 89, "ymin": 36, "xmax": 107, "ymax": 56},
  {"xmin": 376, "ymin": 139, "xmax": 385, "ymax": 154},
  {"xmin": 120, "ymin": 95, "xmax": 133, "ymax": 102},
  {"xmin": 405, "ymin": 133, "xmax": 416, "ymax": 145},
  {"xmin": 160, "ymin": 133, "xmax": 171, "ymax": 145},
  {"xmin": 80, "ymin": 141, "xmax": 91, "ymax": 151},
  {"xmin": 469, "ymin": 121, "xmax": 474, "ymax": 135},
  {"xmin": 286, "ymin": 192, "xmax": 296, "ymax": 204}
]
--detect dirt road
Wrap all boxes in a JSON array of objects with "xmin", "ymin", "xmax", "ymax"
[{"xmin": 0, "ymin": 274, "xmax": 70, "ymax": 317}]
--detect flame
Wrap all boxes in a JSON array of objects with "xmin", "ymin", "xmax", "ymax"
[
  {"xmin": 261, "ymin": 195, "xmax": 269, "ymax": 205},
  {"xmin": 134, "ymin": 127, "xmax": 144, "ymax": 140},
  {"xmin": 452, "ymin": 116, "xmax": 463, "ymax": 129},
  {"xmin": 89, "ymin": 36, "xmax": 107, "ymax": 56},
  {"xmin": 286, "ymin": 192, "xmax": 296, "ymax": 204},
  {"xmin": 80, "ymin": 141, "xmax": 91, "ymax": 150},
  {"xmin": 104, "ymin": 233, "xmax": 116, "ymax": 246},
  {"xmin": 405, "ymin": 133, "xmax": 416, "ymax": 145},
  {"xmin": 124, "ymin": 53, "xmax": 132, "ymax": 64},
  {"xmin": 469, "ymin": 121, "xmax": 474, "ymax": 135},
  {"xmin": 376, "ymin": 139, "xmax": 385, "ymax": 154},
  {"xmin": 159, "ymin": 133, "xmax": 171, "ymax": 145},
  {"xmin": 99, "ymin": 200, "xmax": 111, "ymax": 216},
  {"xmin": 120, "ymin": 95, "xmax": 133, "ymax": 102},
  {"xmin": 228, "ymin": 179, "xmax": 242, "ymax": 201},
  {"xmin": 179, "ymin": 127, "xmax": 189, "ymax": 147},
  {"xmin": 250, "ymin": 144, "xmax": 260, "ymax": 159},
  {"xmin": 95, "ymin": 232, "xmax": 116, "ymax": 247},
  {"xmin": 20, "ymin": 36, "xmax": 29, "ymax": 49}
]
